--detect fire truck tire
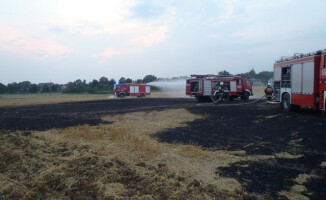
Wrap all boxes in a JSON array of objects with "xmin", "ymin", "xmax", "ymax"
[
  {"xmin": 119, "ymin": 93, "xmax": 125, "ymax": 98},
  {"xmin": 139, "ymin": 93, "xmax": 145, "ymax": 98},
  {"xmin": 196, "ymin": 96, "xmax": 208, "ymax": 102},
  {"xmin": 223, "ymin": 92, "xmax": 230, "ymax": 102},
  {"xmin": 243, "ymin": 91, "xmax": 250, "ymax": 101},
  {"xmin": 282, "ymin": 93, "xmax": 291, "ymax": 112}
]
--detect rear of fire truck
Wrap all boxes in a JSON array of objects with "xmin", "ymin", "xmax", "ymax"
[{"xmin": 273, "ymin": 49, "xmax": 326, "ymax": 115}]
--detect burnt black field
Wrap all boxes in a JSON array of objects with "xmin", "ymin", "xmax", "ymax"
[{"xmin": 1, "ymin": 97, "xmax": 325, "ymax": 199}]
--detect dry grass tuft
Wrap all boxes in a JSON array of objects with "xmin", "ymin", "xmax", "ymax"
[
  {"xmin": 0, "ymin": 94, "xmax": 110, "ymax": 107},
  {"xmin": 59, "ymin": 124, "xmax": 104, "ymax": 139}
]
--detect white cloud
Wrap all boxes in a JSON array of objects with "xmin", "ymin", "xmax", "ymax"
[
  {"xmin": 93, "ymin": 48, "xmax": 142, "ymax": 63},
  {"xmin": 0, "ymin": 23, "xmax": 72, "ymax": 59},
  {"xmin": 230, "ymin": 0, "xmax": 318, "ymax": 44},
  {"xmin": 207, "ymin": 34, "xmax": 221, "ymax": 38},
  {"xmin": 51, "ymin": 0, "xmax": 176, "ymax": 62},
  {"xmin": 204, "ymin": 0, "xmax": 241, "ymax": 27}
]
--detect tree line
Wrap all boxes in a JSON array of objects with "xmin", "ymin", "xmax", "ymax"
[
  {"xmin": 0, "ymin": 69, "xmax": 273, "ymax": 94},
  {"xmin": 218, "ymin": 69, "xmax": 273, "ymax": 84},
  {"xmin": 0, "ymin": 75, "xmax": 157, "ymax": 94}
]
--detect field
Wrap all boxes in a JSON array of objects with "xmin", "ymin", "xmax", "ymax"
[{"xmin": 1, "ymin": 92, "xmax": 326, "ymax": 200}]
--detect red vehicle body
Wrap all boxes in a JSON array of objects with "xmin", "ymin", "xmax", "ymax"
[
  {"xmin": 114, "ymin": 83, "xmax": 151, "ymax": 98},
  {"xmin": 186, "ymin": 75, "xmax": 253, "ymax": 102},
  {"xmin": 273, "ymin": 49, "xmax": 326, "ymax": 114}
]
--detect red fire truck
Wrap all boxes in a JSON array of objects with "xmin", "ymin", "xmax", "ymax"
[
  {"xmin": 186, "ymin": 75, "xmax": 253, "ymax": 102},
  {"xmin": 273, "ymin": 49, "xmax": 326, "ymax": 115},
  {"xmin": 114, "ymin": 83, "xmax": 151, "ymax": 98}
]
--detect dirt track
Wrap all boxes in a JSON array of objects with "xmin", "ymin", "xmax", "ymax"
[{"xmin": 1, "ymin": 97, "xmax": 326, "ymax": 199}]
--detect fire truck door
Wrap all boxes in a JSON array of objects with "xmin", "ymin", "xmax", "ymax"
[
  {"xmin": 230, "ymin": 81, "xmax": 236, "ymax": 92},
  {"xmin": 130, "ymin": 86, "xmax": 135, "ymax": 93},
  {"xmin": 135, "ymin": 86, "xmax": 139, "ymax": 93},
  {"xmin": 146, "ymin": 86, "xmax": 150, "ymax": 93}
]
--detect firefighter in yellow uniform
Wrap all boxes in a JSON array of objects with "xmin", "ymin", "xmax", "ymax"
[{"xmin": 264, "ymin": 83, "xmax": 273, "ymax": 101}]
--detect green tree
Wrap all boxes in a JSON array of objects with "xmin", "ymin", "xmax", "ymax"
[
  {"xmin": 30, "ymin": 84, "xmax": 38, "ymax": 93},
  {"xmin": 19, "ymin": 81, "xmax": 31, "ymax": 93},
  {"xmin": 108, "ymin": 79, "xmax": 116, "ymax": 86},
  {"xmin": 258, "ymin": 71, "xmax": 273, "ymax": 84},
  {"xmin": 125, "ymin": 78, "xmax": 132, "ymax": 83},
  {"xmin": 42, "ymin": 84, "xmax": 50, "ymax": 93},
  {"xmin": 236, "ymin": 68, "xmax": 257, "ymax": 79},
  {"xmin": 51, "ymin": 84, "xmax": 60, "ymax": 93},
  {"xmin": 218, "ymin": 70, "xmax": 232, "ymax": 76},
  {"xmin": 119, "ymin": 77, "xmax": 126, "ymax": 84},
  {"xmin": 7, "ymin": 82, "xmax": 19, "ymax": 93},
  {"xmin": 64, "ymin": 79, "xmax": 88, "ymax": 93},
  {"xmin": 0, "ymin": 82, "xmax": 6, "ymax": 94},
  {"xmin": 91, "ymin": 79, "xmax": 99, "ymax": 87},
  {"xmin": 99, "ymin": 77, "xmax": 109, "ymax": 85},
  {"xmin": 143, "ymin": 75, "xmax": 157, "ymax": 83},
  {"xmin": 135, "ymin": 79, "xmax": 143, "ymax": 84}
]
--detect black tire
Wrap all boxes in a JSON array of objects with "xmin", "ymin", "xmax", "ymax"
[
  {"xmin": 196, "ymin": 96, "xmax": 210, "ymax": 102},
  {"xmin": 139, "ymin": 93, "xmax": 145, "ymax": 98},
  {"xmin": 243, "ymin": 91, "xmax": 250, "ymax": 101},
  {"xmin": 282, "ymin": 93, "xmax": 291, "ymax": 112},
  {"xmin": 223, "ymin": 92, "xmax": 230, "ymax": 102},
  {"xmin": 119, "ymin": 93, "xmax": 125, "ymax": 98}
]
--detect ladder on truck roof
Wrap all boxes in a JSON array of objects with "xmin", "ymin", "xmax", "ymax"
[
  {"xmin": 190, "ymin": 74, "xmax": 235, "ymax": 79},
  {"xmin": 276, "ymin": 50, "xmax": 322, "ymax": 63}
]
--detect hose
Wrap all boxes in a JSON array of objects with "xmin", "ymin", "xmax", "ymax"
[{"xmin": 197, "ymin": 95, "xmax": 267, "ymax": 107}]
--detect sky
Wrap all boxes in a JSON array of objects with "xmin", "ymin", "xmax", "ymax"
[{"xmin": 1, "ymin": 0, "xmax": 326, "ymax": 84}]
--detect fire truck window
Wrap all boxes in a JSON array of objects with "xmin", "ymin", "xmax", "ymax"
[
  {"xmin": 324, "ymin": 55, "xmax": 326, "ymax": 68},
  {"xmin": 212, "ymin": 82, "xmax": 219, "ymax": 90},
  {"xmin": 190, "ymin": 82, "xmax": 199, "ymax": 92},
  {"xmin": 237, "ymin": 80, "xmax": 242, "ymax": 84}
]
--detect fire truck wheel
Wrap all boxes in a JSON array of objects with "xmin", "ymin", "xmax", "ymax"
[
  {"xmin": 139, "ymin": 93, "xmax": 145, "ymax": 98},
  {"xmin": 223, "ymin": 92, "xmax": 230, "ymax": 102},
  {"xmin": 282, "ymin": 93, "xmax": 291, "ymax": 112},
  {"xmin": 196, "ymin": 96, "xmax": 208, "ymax": 102},
  {"xmin": 243, "ymin": 91, "xmax": 250, "ymax": 101},
  {"xmin": 119, "ymin": 93, "xmax": 125, "ymax": 98}
]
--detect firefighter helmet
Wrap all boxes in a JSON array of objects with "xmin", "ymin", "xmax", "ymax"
[{"xmin": 220, "ymin": 82, "xmax": 224, "ymax": 86}]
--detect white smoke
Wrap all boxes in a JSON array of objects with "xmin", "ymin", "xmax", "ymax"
[{"xmin": 149, "ymin": 79, "xmax": 188, "ymax": 97}]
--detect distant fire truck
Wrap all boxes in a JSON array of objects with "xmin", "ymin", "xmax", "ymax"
[
  {"xmin": 186, "ymin": 75, "xmax": 253, "ymax": 102},
  {"xmin": 114, "ymin": 83, "xmax": 151, "ymax": 98},
  {"xmin": 273, "ymin": 49, "xmax": 326, "ymax": 115}
]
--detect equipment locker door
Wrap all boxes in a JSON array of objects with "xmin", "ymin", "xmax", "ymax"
[
  {"xmin": 135, "ymin": 86, "xmax": 139, "ymax": 93},
  {"xmin": 230, "ymin": 81, "xmax": 236, "ymax": 92},
  {"xmin": 203, "ymin": 80, "xmax": 211, "ymax": 95},
  {"xmin": 146, "ymin": 86, "xmax": 150, "ymax": 93},
  {"xmin": 130, "ymin": 86, "xmax": 135, "ymax": 93}
]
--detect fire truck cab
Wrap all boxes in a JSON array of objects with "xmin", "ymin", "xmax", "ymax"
[
  {"xmin": 273, "ymin": 49, "xmax": 326, "ymax": 114},
  {"xmin": 114, "ymin": 83, "xmax": 151, "ymax": 98},
  {"xmin": 186, "ymin": 75, "xmax": 253, "ymax": 102}
]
